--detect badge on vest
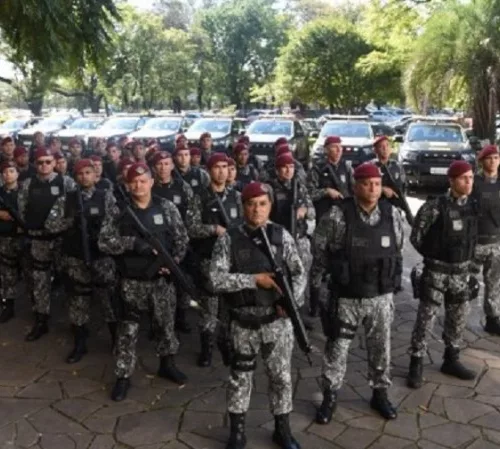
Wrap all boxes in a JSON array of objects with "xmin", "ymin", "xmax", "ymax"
[
  {"xmin": 277, "ymin": 193, "xmax": 287, "ymax": 201},
  {"xmin": 50, "ymin": 186, "xmax": 60, "ymax": 196},
  {"xmin": 452, "ymin": 219, "xmax": 463, "ymax": 231},
  {"xmin": 340, "ymin": 174, "xmax": 346, "ymax": 183},
  {"xmin": 381, "ymin": 236, "xmax": 391, "ymax": 248},
  {"xmin": 191, "ymin": 179, "xmax": 199, "ymax": 187},
  {"xmin": 394, "ymin": 171, "xmax": 399, "ymax": 179},
  {"xmin": 153, "ymin": 214, "xmax": 164, "ymax": 225},
  {"xmin": 230, "ymin": 207, "xmax": 238, "ymax": 219},
  {"xmin": 89, "ymin": 207, "xmax": 99, "ymax": 215},
  {"xmin": 173, "ymin": 195, "xmax": 181, "ymax": 205}
]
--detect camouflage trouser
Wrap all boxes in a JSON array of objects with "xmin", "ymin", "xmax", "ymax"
[
  {"xmin": 322, "ymin": 293, "xmax": 394, "ymax": 391},
  {"xmin": 115, "ymin": 277, "xmax": 179, "ymax": 378},
  {"xmin": 0, "ymin": 236, "xmax": 22, "ymax": 300},
  {"xmin": 474, "ymin": 243, "xmax": 500, "ymax": 318},
  {"xmin": 63, "ymin": 256, "xmax": 117, "ymax": 326},
  {"xmin": 297, "ymin": 236, "xmax": 312, "ymax": 306},
  {"xmin": 410, "ymin": 268, "xmax": 470, "ymax": 358},
  {"xmin": 198, "ymin": 259, "xmax": 219, "ymax": 334},
  {"xmin": 26, "ymin": 238, "xmax": 63, "ymax": 315},
  {"xmin": 227, "ymin": 314, "xmax": 294, "ymax": 415}
]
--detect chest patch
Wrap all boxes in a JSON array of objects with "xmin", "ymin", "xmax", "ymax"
[
  {"xmin": 173, "ymin": 195, "xmax": 181, "ymax": 205},
  {"xmin": 50, "ymin": 186, "xmax": 60, "ymax": 196},
  {"xmin": 230, "ymin": 207, "xmax": 238, "ymax": 219},
  {"xmin": 89, "ymin": 207, "xmax": 100, "ymax": 215},
  {"xmin": 153, "ymin": 214, "xmax": 164, "ymax": 225},
  {"xmin": 340, "ymin": 174, "xmax": 346, "ymax": 183},
  {"xmin": 381, "ymin": 236, "xmax": 391, "ymax": 248},
  {"xmin": 191, "ymin": 179, "xmax": 199, "ymax": 187},
  {"xmin": 452, "ymin": 219, "xmax": 463, "ymax": 231},
  {"xmin": 277, "ymin": 192, "xmax": 287, "ymax": 201}
]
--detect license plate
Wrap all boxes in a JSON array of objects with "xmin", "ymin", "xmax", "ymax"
[
  {"xmin": 257, "ymin": 154, "xmax": 269, "ymax": 161},
  {"xmin": 23, "ymin": 141, "xmax": 30, "ymax": 146},
  {"xmin": 430, "ymin": 167, "xmax": 448, "ymax": 175},
  {"xmin": 62, "ymin": 144, "xmax": 69, "ymax": 150}
]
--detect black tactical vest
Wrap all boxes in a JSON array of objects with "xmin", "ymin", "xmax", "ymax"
[
  {"xmin": 236, "ymin": 165, "xmax": 257, "ymax": 187},
  {"xmin": 270, "ymin": 180, "xmax": 307, "ymax": 238},
  {"xmin": 117, "ymin": 196, "xmax": 174, "ymax": 279},
  {"xmin": 63, "ymin": 189, "xmax": 106, "ymax": 259},
  {"xmin": 96, "ymin": 177, "xmax": 113, "ymax": 191},
  {"xmin": 25, "ymin": 174, "xmax": 65, "ymax": 230},
  {"xmin": 181, "ymin": 167, "xmax": 203, "ymax": 193},
  {"xmin": 473, "ymin": 175, "xmax": 500, "ymax": 244},
  {"xmin": 153, "ymin": 179, "xmax": 189, "ymax": 221},
  {"xmin": 193, "ymin": 188, "xmax": 242, "ymax": 260},
  {"xmin": 0, "ymin": 187, "xmax": 19, "ymax": 236},
  {"xmin": 225, "ymin": 224, "xmax": 283, "ymax": 308},
  {"xmin": 332, "ymin": 198, "xmax": 398, "ymax": 298},
  {"xmin": 376, "ymin": 160, "xmax": 404, "ymax": 191},
  {"xmin": 420, "ymin": 195, "xmax": 477, "ymax": 263},
  {"xmin": 313, "ymin": 161, "xmax": 350, "ymax": 219}
]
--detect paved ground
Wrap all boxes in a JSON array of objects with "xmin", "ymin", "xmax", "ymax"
[{"xmin": 2, "ymin": 196, "xmax": 500, "ymax": 449}]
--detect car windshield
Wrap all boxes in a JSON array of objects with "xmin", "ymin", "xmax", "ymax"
[
  {"xmin": 320, "ymin": 122, "xmax": 372, "ymax": 139},
  {"xmin": 142, "ymin": 118, "xmax": 181, "ymax": 131},
  {"xmin": 69, "ymin": 118, "xmax": 102, "ymax": 130},
  {"xmin": 407, "ymin": 124, "xmax": 465, "ymax": 142},
  {"xmin": 247, "ymin": 120, "xmax": 293, "ymax": 136},
  {"xmin": 101, "ymin": 118, "xmax": 139, "ymax": 130},
  {"xmin": 39, "ymin": 117, "xmax": 69, "ymax": 127},
  {"xmin": 189, "ymin": 119, "xmax": 231, "ymax": 134},
  {"xmin": 0, "ymin": 119, "xmax": 26, "ymax": 129}
]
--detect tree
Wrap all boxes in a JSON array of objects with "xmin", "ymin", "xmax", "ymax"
[
  {"xmin": 154, "ymin": 0, "xmax": 196, "ymax": 30},
  {"xmin": 272, "ymin": 18, "xmax": 374, "ymax": 112}
]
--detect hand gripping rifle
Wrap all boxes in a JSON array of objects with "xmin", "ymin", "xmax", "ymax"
[{"xmin": 258, "ymin": 226, "xmax": 313, "ymax": 366}]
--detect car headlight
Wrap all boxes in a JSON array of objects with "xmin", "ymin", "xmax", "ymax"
[
  {"xmin": 159, "ymin": 135, "xmax": 175, "ymax": 143},
  {"xmin": 401, "ymin": 151, "xmax": 419, "ymax": 162},
  {"xmin": 462, "ymin": 152, "xmax": 476, "ymax": 162},
  {"xmin": 362, "ymin": 146, "xmax": 374, "ymax": 156}
]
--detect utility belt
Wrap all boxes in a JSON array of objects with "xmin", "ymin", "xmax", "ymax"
[
  {"xmin": 424, "ymin": 258, "xmax": 470, "ymax": 275},
  {"xmin": 229, "ymin": 310, "xmax": 279, "ymax": 330}
]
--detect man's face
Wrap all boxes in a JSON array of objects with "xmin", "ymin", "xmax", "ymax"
[
  {"xmin": 107, "ymin": 145, "xmax": 121, "ymax": 162},
  {"xmin": 326, "ymin": 144, "xmax": 342, "ymax": 163},
  {"xmin": 76, "ymin": 167, "xmax": 96, "ymax": 188},
  {"xmin": 201, "ymin": 137, "xmax": 212, "ymax": 150},
  {"xmin": 244, "ymin": 194, "xmax": 272, "ymax": 228},
  {"xmin": 210, "ymin": 162, "xmax": 228, "ymax": 185},
  {"xmin": 353, "ymin": 177, "xmax": 382, "ymax": 203},
  {"xmin": 175, "ymin": 150, "xmax": 190, "ymax": 168},
  {"xmin": 121, "ymin": 164, "xmax": 133, "ymax": 178},
  {"xmin": 96, "ymin": 139, "xmax": 107, "ymax": 154},
  {"xmin": 69, "ymin": 143, "xmax": 82, "ymax": 157},
  {"xmin": 482, "ymin": 154, "xmax": 500, "ymax": 174},
  {"xmin": 34, "ymin": 133, "xmax": 44, "ymax": 145},
  {"xmin": 191, "ymin": 155, "xmax": 201, "ymax": 166},
  {"xmin": 132, "ymin": 144, "xmax": 146, "ymax": 160},
  {"xmin": 2, "ymin": 167, "xmax": 18, "ymax": 185},
  {"xmin": 450, "ymin": 170, "xmax": 474, "ymax": 196},
  {"xmin": 128, "ymin": 173, "xmax": 154, "ymax": 198},
  {"xmin": 36, "ymin": 157, "xmax": 55, "ymax": 176},
  {"xmin": 15, "ymin": 154, "xmax": 29, "ymax": 167},
  {"xmin": 375, "ymin": 141, "xmax": 391, "ymax": 160},
  {"xmin": 50, "ymin": 140, "xmax": 61, "ymax": 153},
  {"xmin": 55, "ymin": 158, "xmax": 67, "ymax": 174},
  {"xmin": 235, "ymin": 150, "xmax": 249, "ymax": 166},
  {"xmin": 93, "ymin": 160, "xmax": 103, "ymax": 177},
  {"xmin": 277, "ymin": 163, "xmax": 295, "ymax": 181},
  {"xmin": 177, "ymin": 138, "xmax": 188, "ymax": 149},
  {"xmin": 2, "ymin": 141, "xmax": 15, "ymax": 157},
  {"xmin": 228, "ymin": 165, "xmax": 237, "ymax": 182},
  {"xmin": 155, "ymin": 158, "xmax": 174, "ymax": 179}
]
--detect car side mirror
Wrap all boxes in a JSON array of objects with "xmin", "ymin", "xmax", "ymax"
[
  {"xmin": 394, "ymin": 135, "xmax": 404, "ymax": 143},
  {"xmin": 310, "ymin": 131, "xmax": 319, "ymax": 138}
]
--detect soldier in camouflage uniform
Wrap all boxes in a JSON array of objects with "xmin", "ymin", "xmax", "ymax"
[
  {"xmin": 58, "ymin": 159, "xmax": 118, "ymax": 363},
  {"xmin": 407, "ymin": 160, "xmax": 477, "ymax": 389},
  {"xmin": 209, "ymin": 181, "xmax": 306, "ymax": 449},
  {"xmin": 313, "ymin": 163, "xmax": 403, "ymax": 423},
  {"xmin": 260, "ymin": 143, "xmax": 307, "ymax": 185},
  {"xmin": 173, "ymin": 145, "xmax": 210, "ymax": 193},
  {"xmin": 307, "ymin": 135, "xmax": 352, "ymax": 316},
  {"xmin": 189, "ymin": 153, "xmax": 243, "ymax": 367},
  {"xmin": 0, "ymin": 136, "xmax": 15, "ymax": 163},
  {"xmin": 89, "ymin": 155, "xmax": 114, "ymax": 191},
  {"xmin": 18, "ymin": 148, "xmax": 76, "ymax": 341},
  {"xmin": 0, "ymin": 162, "xmax": 23, "ymax": 323},
  {"xmin": 471, "ymin": 145, "xmax": 500, "ymax": 335},
  {"xmin": 190, "ymin": 147, "xmax": 202, "ymax": 168},
  {"xmin": 233, "ymin": 143, "xmax": 259, "ymax": 189},
  {"xmin": 14, "ymin": 146, "xmax": 36, "ymax": 184},
  {"xmin": 98, "ymin": 162, "xmax": 189, "ymax": 401}
]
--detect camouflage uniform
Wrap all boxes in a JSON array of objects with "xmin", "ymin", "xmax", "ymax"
[
  {"xmin": 209, "ymin": 222, "xmax": 306, "ymax": 415},
  {"xmin": 98, "ymin": 196, "xmax": 189, "ymax": 378},
  {"xmin": 474, "ymin": 243, "xmax": 500, "ymax": 318},
  {"xmin": 313, "ymin": 199, "xmax": 404, "ymax": 391},
  {"xmin": 260, "ymin": 159, "xmax": 307, "ymax": 184},
  {"xmin": 236, "ymin": 163, "xmax": 259, "ymax": 188}
]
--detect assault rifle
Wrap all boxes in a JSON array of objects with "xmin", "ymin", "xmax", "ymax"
[
  {"xmin": 325, "ymin": 163, "xmax": 349, "ymax": 198},
  {"xmin": 214, "ymin": 192, "xmax": 231, "ymax": 227},
  {"xmin": 75, "ymin": 187, "xmax": 92, "ymax": 268},
  {"xmin": 0, "ymin": 194, "xmax": 25, "ymax": 230},
  {"xmin": 380, "ymin": 164, "xmax": 414, "ymax": 226}
]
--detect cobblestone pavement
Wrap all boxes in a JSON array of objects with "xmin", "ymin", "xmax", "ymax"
[{"xmin": 2, "ymin": 224, "xmax": 500, "ymax": 449}]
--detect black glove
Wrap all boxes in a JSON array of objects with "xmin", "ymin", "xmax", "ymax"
[{"xmin": 133, "ymin": 238, "xmax": 154, "ymax": 256}]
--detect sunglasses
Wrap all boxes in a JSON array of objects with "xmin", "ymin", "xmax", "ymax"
[{"xmin": 36, "ymin": 159, "xmax": 53, "ymax": 166}]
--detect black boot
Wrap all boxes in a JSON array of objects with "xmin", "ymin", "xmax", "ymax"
[
  {"xmin": 272, "ymin": 414, "xmax": 300, "ymax": 449},
  {"xmin": 158, "ymin": 355, "xmax": 187, "ymax": 385},
  {"xmin": 197, "ymin": 331, "xmax": 213, "ymax": 367},
  {"xmin": 370, "ymin": 388, "xmax": 397, "ymax": 420},
  {"xmin": 107, "ymin": 321, "xmax": 117, "ymax": 349},
  {"xmin": 226, "ymin": 413, "xmax": 246, "ymax": 449},
  {"xmin": 111, "ymin": 377, "xmax": 130, "ymax": 401},
  {"xmin": 485, "ymin": 316, "xmax": 500, "ymax": 336},
  {"xmin": 66, "ymin": 325, "xmax": 88, "ymax": 364},
  {"xmin": 315, "ymin": 389, "xmax": 337, "ymax": 424},
  {"xmin": 407, "ymin": 356, "xmax": 424, "ymax": 389},
  {"xmin": 309, "ymin": 286, "xmax": 320, "ymax": 317},
  {"xmin": 441, "ymin": 347, "xmax": 476, "ymax": 380},
  {"xmin": 0, "ymin": 299, "xmax": 14, "ymax": 323},
  {"xmin": 175, "ymin": 308, "xmax": 191, "ymax": 334},
  {"xmin": 25, "ymin": 313, "xmax": 49, "ymax": 341}
]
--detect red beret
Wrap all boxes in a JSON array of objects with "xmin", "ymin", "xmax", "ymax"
[
  {"xmin": 353, "ymin": 163, "xmax": 382, "ymax": 180},
  {"xmin": 73, "ymin": 159, "xmax": 94, "ymax": 174},
  {"xmin": 34, "ymin": 148, "xmax": 53, "ymax": 161},
  {"xmin": 479, "ymin": 144, "xmax": 498, "ymax": 161},
  {"xmin": 172, "ymin": 145, "xmax": 190, "ymax": 156},
  {"xmin": 126, "ymin": 162, "xmax": 151, "ymax": 183},
  {"xmin": 275, "ymin": 153, "xmax": 295, "ymax": 168},
  {"xmin": 233, "ymin": 143, "xmax": 248, "ymax": 155},
  {"xmin": 1, "ymin": 136, "xmax": 13, "ymax": 146},
  {"xmin": 175, "ymin": 134, "xmax": 186, "ymax": 143},
  {"xmin": 275, "ymin": 137, "xmax": 288, "ymax": 147},
  {"xmin": 374, "ymin": 135, "xmax": 389, "ymax": 147},
  {"xmin": 227, "ymin": 157, "xmax": 236, "ymax": 167},
  {"xmin": 145, "ymin": 147, "xmax": 160, "ymax": 161},
  {"xmin": 448, "ymin": 160, "xmax": 473, "ymax": 178},
  {"xmin": 89, "ymin": 155, "xmax": 102, "ymax": 163},
  {"xmin": 13, "ymin": 146, "xmax": 28, "ymax": 158},
  {"xmin": 324, "ymin": 136, "xmax": 342, "ymax": 147},
  {"xmin": 275, "ymin": 144, "xmax": 291, "ymax": 158},
  {"xmin": 0, "ymin": 160, "xmax": 17, "ymax": 172},
  {"xmin": 206, "ymin": 153, "xmax": 229, "ymax": 170},
  {"xmin": 241, "ymin": 182, "xmax": 271, "ymax": 202},
  {"xmin": 237, "ymin": 135, "xmax": 250, "ymax": 144},
  {"xmin": 118, "ymin": 157, "xmax": 135, "ymax": 173},
  {"xmin": 190, "ymin": 147, "xmax": 201, "ymax": 157},
  {"xmin": 200, "ymin": 132, "xmax": 211, "ymax": 140},
  {"xmin": 54, "ymin": 152, "xmax": 66, "ymax": 161},
  {"xmin": 151, "ymin": 151, "xmax": 172, "ymax": 165},
  {"xmin": 69, "ymin": 138, "xmax": 80, "ymax": 146}
]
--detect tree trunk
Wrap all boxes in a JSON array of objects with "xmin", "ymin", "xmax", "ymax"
[
  {"xmin": 89, "ymin": 94, "xmax": 102, "ymax": 113},
  {"xmin": 472, "ymin": 74, "xmax": 491, "ymax": 140},
  {"xmin": 27, "ymin": 97, "xmax": 44, "ymax": 116}
]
